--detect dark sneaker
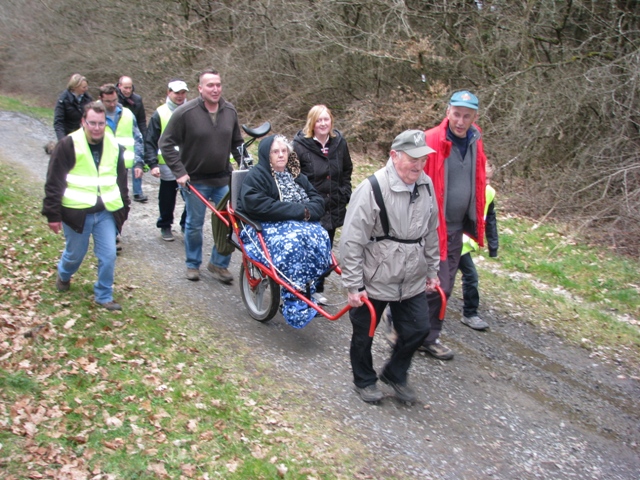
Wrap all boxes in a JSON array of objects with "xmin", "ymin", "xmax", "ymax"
[
  {"xmin": 462, "ymin": 315, "xmax": 489, "ymax": 330},
  {"xmin": 207, "ymin": 263, "xmax": 233, "ymax": 284},
  {"xmin": 97, "ymin": 301, "xmax": 122, "ymax": 311},
  {"xmin": 379, "ymin": 372, "xmax": 417, "ymax": 403},
  {"xmin": 161, "ymin": 228, "xmax": 174, "ymax": 242},
  {"xmin": 419, "ymin": 340, "xmax": 454, "ymax": 360},
  {"xmin": 355, "ymin": 384, "xmax": 383, "ymax": 403},
  {"xmin": 56, "ymin": 275, "xmax": 70, "ymax": 292},
  {"xmin": 133, "ymin": 194, "xmax": 148, "ymax": 203},
  {"xmin": 186, "ymin": 268, "xmax": 200, "ymax": 281}
]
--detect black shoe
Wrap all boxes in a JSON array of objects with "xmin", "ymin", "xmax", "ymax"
[
  {"xmin": 133, "ymin": 194, "xmax": 148, "ymax": 203},
  {"xmin": 355, "ymin": 384, "xmax": 383, "ymax": 403},
  {"xmin": 55, "ymin": 275, "xmax": 70, "ymax": 292},
  {"xmin": 379, "ymin": 372, "xmax": 416, "ymax": 403}
]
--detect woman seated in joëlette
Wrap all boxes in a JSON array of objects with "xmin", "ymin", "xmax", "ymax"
[{"xmin": 236, "ymin": 134, "xmax": 332, "ymax": 328}]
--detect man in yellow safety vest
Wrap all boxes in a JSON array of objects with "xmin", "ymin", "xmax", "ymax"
[
  {"xmin": 144, "ymin": 79, "xmax": 189, "ymax": 242},
  {"xmin": 42, "ymin": 102, "xmax": 130, "ymax": 310},
  {"xmin": 458, "ymin": 182, "xmax": 499, "ymax": 330},
  {"xmin": 99, "ymin": 83, "xmax": 146, "ymax": 202}
]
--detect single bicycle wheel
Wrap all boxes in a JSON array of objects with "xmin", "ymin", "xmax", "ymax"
[{"xmin": 239, "ymin": 262, "xmax": 280, "ymax": 322}]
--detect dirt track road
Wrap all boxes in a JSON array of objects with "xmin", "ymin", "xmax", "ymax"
[{"xmin": 2, "ymin": 111, "xmax": 638, "ymax": 479}]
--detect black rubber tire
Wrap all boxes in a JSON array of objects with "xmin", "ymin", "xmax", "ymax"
[{"xmin": 239, "ymin": 262, "xmax": 280, "ymax": 322}]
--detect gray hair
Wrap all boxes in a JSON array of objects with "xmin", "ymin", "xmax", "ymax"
[{"xmin": 272, "ymin": 134, "xmax": 292, "ymax": 153}]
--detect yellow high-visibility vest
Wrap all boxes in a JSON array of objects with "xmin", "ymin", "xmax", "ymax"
[
  {"xmin": 114, "ymin": 108, "xmax": 135, "ymax": 168},
  {"xmin": 62, "ymin": 129, "xmax": 124, "ymax": 211},
  {"xmin": 462, "ymin": 185, "xmax": 496, "ymax": 255},
  {"xmin": 156, "ymin": 104, "xmax": 172, "ymax": 165}
]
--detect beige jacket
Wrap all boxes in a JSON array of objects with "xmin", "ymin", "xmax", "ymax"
[{"xmin": 340, "ymin": 159, "xmax": 439, "ymax": 301}]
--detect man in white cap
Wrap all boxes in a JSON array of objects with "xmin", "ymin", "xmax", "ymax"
[
  {"xmin": 340, "ymin": 129, "xmax": 440, "ymax": 404},
  {"xmin": 144, "ymin": 79, "xmax": 189, "ymax": 241}
]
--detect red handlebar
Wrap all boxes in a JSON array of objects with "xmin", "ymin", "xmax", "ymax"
[
  {"xmin": 436, "ymin": 284, "xmax": 447, "ymax": 320},
  {"xmin": 187, "ymin": 183, "xmax": 230, "ymax": 227}
]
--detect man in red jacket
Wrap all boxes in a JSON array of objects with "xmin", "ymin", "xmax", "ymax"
[{"xmin": 421, "ymin": 91, "xmax": 487, "ymax": 360}]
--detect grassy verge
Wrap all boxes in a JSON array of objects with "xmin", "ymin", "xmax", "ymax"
[
  {"xmin": 472, "ymin": 212, "xmax": 640, "ymax": 372},
  {"xmin": 0, "ymin": 94, "xmax": 54, "ymax": 124},
  {"xmin": 0, "ymin": 162, "xmax": 362, "ymax": 479}
]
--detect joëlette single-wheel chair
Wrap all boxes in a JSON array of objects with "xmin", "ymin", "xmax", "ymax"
[{"xmin": 187, "ymin": 123, "xmax": 446, "ymax": 337}]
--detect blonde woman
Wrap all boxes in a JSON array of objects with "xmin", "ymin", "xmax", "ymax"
[
  {"xmin": 293, "ymin": 105, "xmax": 352, "ymax": 302},
  {"xmin": 53, "ymin": 73, "xmax": 93, "ymax": 140}
]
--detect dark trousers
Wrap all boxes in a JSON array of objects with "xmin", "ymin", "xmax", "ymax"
[
  {"xmin": 315, "ymin": 228, "xmax": 336, "ymax": 293},
  {"xmin": 349, "ymin": 293, "xmax": 430, "ymax": 388},
  {"xmin": 458, "ymin": 252, "xmax": 479, "ymax": 317},
  {"xmin": 425, "ymin": 230, "xmax": 463, "ymax": 344},
  {"xmin": 156, "ymin": 179, "xmax": 186, "ymax": 230}
]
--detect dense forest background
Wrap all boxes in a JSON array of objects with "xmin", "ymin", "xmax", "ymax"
[{"xmin": 1, "ymin": 0, "xmax": 638, "ymax": 254}]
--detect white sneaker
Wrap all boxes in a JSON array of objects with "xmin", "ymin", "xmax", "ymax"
[
  {"xmin": 314, "ymin": 294, "xmax": 328, "ymax": 305},
  {"xmin": 461, "ymin": 315, "xmax": 489, "ymax": 330}
]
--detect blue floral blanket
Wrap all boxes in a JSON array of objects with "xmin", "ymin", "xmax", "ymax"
[{"xmin": 240, "ymin": 220, "xmax": 331, "ymax": 328}]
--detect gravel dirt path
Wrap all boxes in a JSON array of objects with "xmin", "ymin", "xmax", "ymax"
[{"xmin": 2, "ymin": 111, "xmax": 638, "ymax": 479}]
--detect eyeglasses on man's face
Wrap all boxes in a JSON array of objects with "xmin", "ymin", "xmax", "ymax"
[{"xmin": 86, "ymin": 121, "xmax": 106, "ymax": 128}]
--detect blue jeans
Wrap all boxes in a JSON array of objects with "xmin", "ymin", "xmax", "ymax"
[
  {"xmin": 58, "ymin": 210, "xmax": 117, "ymax": 304},
  {"xmin": 181, "ymin": 183, "xmax": 231, "ymax": 270},
  {"xmin": 131, "ymin": 168, "xmax": 143, "ymax": 196}
]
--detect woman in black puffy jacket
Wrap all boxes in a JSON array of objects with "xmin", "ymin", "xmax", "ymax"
[
  {"xmin": 53, "ymin": 74, "xmax": 93, "ymax": 140},
  {"xmin": 293, "ymin": 105, "xmax": 353, "ymax": 297}
]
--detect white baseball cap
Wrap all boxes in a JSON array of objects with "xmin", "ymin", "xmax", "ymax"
[{"xmin": 168, "ymin": 80, "xmax": 188, "ymax": 92}]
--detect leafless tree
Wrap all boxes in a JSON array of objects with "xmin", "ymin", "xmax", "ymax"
[{"xmin": 1, "ymin": 0, "xmax": 638, "ymax": 252}]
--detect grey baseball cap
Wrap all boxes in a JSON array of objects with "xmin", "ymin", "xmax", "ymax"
[{"xmin": 391, "ymin": 130, "xmax": 435, "ymax": 158}]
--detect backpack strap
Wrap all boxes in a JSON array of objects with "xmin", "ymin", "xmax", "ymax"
[
  {"xmin": 367, "ymin": 174, "xmax": 423, "ymax": 245},
  {"xmin": 368, "ymin": 174, "xmax": 390, "ymax": 236}
]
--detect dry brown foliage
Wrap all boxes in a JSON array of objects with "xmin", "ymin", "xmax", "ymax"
[{"xmin": 1, "ymin": 0, "xmax": 638, "ymax": 253}]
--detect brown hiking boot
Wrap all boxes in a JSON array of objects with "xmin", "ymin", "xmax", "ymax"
[
  {"xmin": 56, "ymin": 275, "xmax": 70, "ymax": 292},
  {"xmin": 207, "ymin": 263, "xmax": 233, "ymax": 284},
  {"xmin": 96, "ymin": 301, "xmax": 122, "ymax": 311},
  {"xmin": 186, "ymin": 268, "xmax": 200, "ymax": 281},
  {"xmin": 418, "ymin": 340, "xmax": 454, "ymax": 360}
]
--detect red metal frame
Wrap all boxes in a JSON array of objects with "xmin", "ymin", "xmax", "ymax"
[
  {"xmin": 188, "ymin": 183, "xmax": 379, "ymax": 337},
  {"xmin": 187, "ymin": 183, "xmax": 231, "ymax": 228}
]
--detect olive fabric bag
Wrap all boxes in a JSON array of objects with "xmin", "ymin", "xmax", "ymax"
[{"xmin": 210, "ymin": 190, "xmax": 235, "ymax": 256}]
